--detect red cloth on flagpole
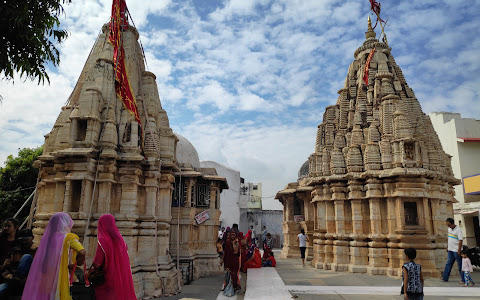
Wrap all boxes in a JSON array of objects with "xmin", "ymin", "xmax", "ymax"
[
  {"xmin": 363, "ymin": 47, "xmax": 376, "ymax": 86},
  {"xmin": 109, "ymin": 0, "xmax": 142, "ymax": 136}
]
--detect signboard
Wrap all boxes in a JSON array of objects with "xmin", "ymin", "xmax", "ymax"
[
  {"xmin": 294, "ymin": 215, "xmax": 304, "ymax": 222},
  {"xmin": 463, "ymin": 174, "xmax": 480, "ymax": 195},
  {"xmin": 195, "ymin": 210, "xmax": 210, "ymax": 224}
]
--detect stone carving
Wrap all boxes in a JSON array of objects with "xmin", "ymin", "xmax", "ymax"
[
  {"xmin": 33, "ymin": 23, "xmax": 226, "ymax": 297},
  {"xmin": 276, "ymin": 19, "xmax": 459, "ymax": 279}
]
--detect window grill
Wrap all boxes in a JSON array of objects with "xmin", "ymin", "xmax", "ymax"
[
  {"xmin": 172, "ymin": 180, "xmax": 187, "ymax": 207},
  {"xmin": 194, "ymin": 184, "xmax": 210, "ymax": 208}
]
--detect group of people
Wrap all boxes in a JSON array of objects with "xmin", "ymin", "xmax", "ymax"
[
  {"xmin": 0, "ymin": 213, "xmax": 137, "ymax": 299},
  {"xmin": 217, "ymin": 224, "xmax": 276, "ymax": 296},
  {"xmin": 401, "ymin": 218, "xmax": 475, "ymax": 300}
]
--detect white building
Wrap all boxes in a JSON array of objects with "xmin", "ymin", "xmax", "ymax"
[
  {"xmin": 200, "ymin": 161, "xmax": 241, "ymax": 229},
  {"xmin": 429, "ymin": 112, "xmax": 480, "ymax": 247}
]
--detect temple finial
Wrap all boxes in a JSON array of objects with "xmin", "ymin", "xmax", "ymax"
[{"xmin": 365, "ymin": 16, "xmax": 376, "ymax": 39}]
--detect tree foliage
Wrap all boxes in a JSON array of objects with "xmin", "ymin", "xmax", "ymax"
[
  {"xmin": 0, "ymin": 146, "xmax": 43, "ymax": 226},
  {"xmin": 0, "ymin": 0, "xmax": 71, "ymax": 84}
]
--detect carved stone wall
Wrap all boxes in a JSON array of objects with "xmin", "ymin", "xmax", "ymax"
[{"xmin": 277, "ymin": 20, "xmax": 459, "ymax": 279}]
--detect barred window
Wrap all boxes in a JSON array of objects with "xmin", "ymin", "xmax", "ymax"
[
  {"xmin": 194, "ymin": 184, "xmax": 210, "ymax": 208},
  {"xmin": 172, "ymin": 180, "xmax": 187, "ymax": 207}
]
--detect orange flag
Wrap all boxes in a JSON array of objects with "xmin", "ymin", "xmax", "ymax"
[
  {"xmin": 109, "ymin": 0, "xmax": 143, "ymax": 143},
  {"xmin": 363, "ymin": 47, "xmax": 376, "ymax": 86}
]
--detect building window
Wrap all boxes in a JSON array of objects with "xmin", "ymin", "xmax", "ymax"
[
  {"xmin": 71, "ymin": 180, "xmax": 82, "ymax": 212},
  {"xmin": 76, "ymin": 120, "xmax": 87, "ymax": 141},
  {"xmin": 194, "ymin": 184, "xmax": 210, "ymax": 208},
  {"xmin": 294, "ymin": 198, "xmax": 302, "ymax": 216},
  {"xmin": 404, "ymin": 201, "xmax": 418, "ymax": 226},
  {"xmin": 123, "ymin": 123, "xmax": 131, "ymax": 143},
  {"xmin": 172, "ymin": 180, "xmax": 187, "ymax": 207},
  {"xmin": 253, "ymin": 184, "xmax": 258, "ymax": 190},
  {"xmin": 404, "ymin": 142, "xmax": 415, "ymax": 160}
]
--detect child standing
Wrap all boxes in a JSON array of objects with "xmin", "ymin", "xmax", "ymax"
[
  {"xmin": 401, "ymin": 248, "xmax": 424, "ymax": 300},
  {"xmin": 217, "ymin": 238, "xmax": 224, "ymax": 258},
  {"xmin": 461, "ymin": 250, "xmax": 475, "ymax": 287}
]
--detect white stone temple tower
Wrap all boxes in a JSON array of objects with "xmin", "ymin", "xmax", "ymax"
[
  {"xmin": 277, "ymin": 18, "xmax": 459, "ymax": 278},
  {"xmin": 34, "ymin": 21, "xmax": 179, "ymax": 297}
]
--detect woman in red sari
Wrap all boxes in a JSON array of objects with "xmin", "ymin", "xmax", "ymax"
[
  {"xmin": 243, "ymin": 245, "xmax": 262, "ymax": 272},
  {"xmin": 245, "ymin": 230, "xmax": 252, "ymax": 246},
  {"xmin": 238, "ymin": 232, "xmax": 248, "ymax": 272},
  {"xmin": 221, "ymin": 230, "xmax": 240, "ymax": 291},
  {"xmin": 90, "ymin": 214, "xmax": 136, "ymax": 300}
]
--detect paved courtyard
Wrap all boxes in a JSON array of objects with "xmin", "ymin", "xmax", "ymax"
[{"xmin": 161, "ymin": 250, "xmax": 479, "ymax": 300}]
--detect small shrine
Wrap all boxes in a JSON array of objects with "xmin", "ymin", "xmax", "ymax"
[
  {"xmin": 170, "ymin": 133, "xmax": 228, "ymax": 280},
  {"xmin": 276, "ymin": 17, "xmax": 459, "ymax": 278}
]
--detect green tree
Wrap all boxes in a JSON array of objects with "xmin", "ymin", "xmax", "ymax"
[
  {"xmin": 0, "ymin": 0, "xmax": 71, "ymax": 84},
  {"xmin": 0, "ymin": 146, "xmax": 43, "ymax": 226}
]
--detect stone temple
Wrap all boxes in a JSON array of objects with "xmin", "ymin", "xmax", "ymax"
[
  {"xmin": 276, "ymin": 18, "xmax": 459, "ymax": 278},
  {"xmin": 32, "ymin": 20, "xmax": 226, "ymax": 297}
]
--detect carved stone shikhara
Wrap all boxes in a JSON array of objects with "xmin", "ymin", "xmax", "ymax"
[
  {"xmin": 276, "ymin": 20, "xmax": 458, "ymax": 278},
  {"xmin": 34, "ymin": 24, "xmax": 226, "ymax": 297}
]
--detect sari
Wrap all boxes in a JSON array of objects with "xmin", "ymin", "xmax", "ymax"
[
  {"xmin": 243, "ymin": 247, "xmax": 262, "ymax": 271},
  {"xmin": 92, "ymin": 214, "xmax": 136, "ymax": 300},
  {"xmin": 22, "ymin": 212, "xmax": 84, "ymax": 300},
  {"xmin": 223, "ymin": 234, "xmax": 240, "ymax": 290},
  {"xmin": 238, "ymin": 232, "xmax": 247, "ymax": 271},
  {"xmin": 245, "ymin": 230, "xmax": 252, "ymax": 246}
]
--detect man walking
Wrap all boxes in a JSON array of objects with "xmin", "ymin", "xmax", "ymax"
[
  {"xmin": 261, "ymin": 226, "xmax": 267, "ymax": 250},
  {"xmin": 441, "ymin": 218, "xmax": 464, "ymax": 283},
  {"xmin": 250, "ymin": 225, "xmax": 257, "ymax": 245}
]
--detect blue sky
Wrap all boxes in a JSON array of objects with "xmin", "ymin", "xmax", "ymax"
[{"xmin": 0, "ymin": 0, "xmax": 479, "ymax": 206}]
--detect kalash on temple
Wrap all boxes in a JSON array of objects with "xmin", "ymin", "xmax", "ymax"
[{"xmin": 276, "ymin": 17, "xmax": 459, "ymax": 278}]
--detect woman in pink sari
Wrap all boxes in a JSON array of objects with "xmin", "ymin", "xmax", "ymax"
[
  {"xmin": 90, "ymin": 214, "xmax": 136, "ymax": 300},
  {"xmin": 22, "ymin": 212, "xmax": 86, "ymax": 300}
]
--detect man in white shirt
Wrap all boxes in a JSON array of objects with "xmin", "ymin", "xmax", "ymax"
[
  {"xmin": 218, "ymin": 226, "xmax": 225, "ymax": 240},
  {"xmin": 441, "ymin": 218, "xmax": 464, "ymax": 283},
  {"xmin": 250, "ymin": 225, "xmax": 257, "ymax": 245}
]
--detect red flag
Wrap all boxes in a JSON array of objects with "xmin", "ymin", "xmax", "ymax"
[
  {"xmin": 369, "ymin": 0, "xmax": 384, "ymax": 29},
  {"xmin": 363, "ymin": 47, "xmax": 376, "ymax": 86},
  {"xmin": 109, "ymin": 0, "xmax": 143, "ymax": 142}
]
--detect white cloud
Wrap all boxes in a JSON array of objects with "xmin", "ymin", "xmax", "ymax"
[{"xmin": 1, "ymin": 0, "xmax": 479, "ymax": 207}]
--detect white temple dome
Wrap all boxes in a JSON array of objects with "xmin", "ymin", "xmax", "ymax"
[{"xmin": 174, "ymin": 133, "xmax": 200, "ymax": 169}]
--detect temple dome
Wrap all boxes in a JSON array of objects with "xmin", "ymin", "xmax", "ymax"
[
  {"xmin": 298, "ymin": 160, "xmax": 309, "ymax": 179},
  {"xmin": 174, "ymin": 133, "xmax": 200, "ymax": 169}
]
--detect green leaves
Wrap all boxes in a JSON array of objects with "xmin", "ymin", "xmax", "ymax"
[
  {"xmin": 0, "ymin": 146, "xmax": 43, "ymax": 225},
  {"xmin": 0, "ymin": 0, "xmax": 72, "ymax": 85}
]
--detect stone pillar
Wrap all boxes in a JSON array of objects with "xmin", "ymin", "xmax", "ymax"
[
  {"xmin": 386, "ymin": 197, "xmax": 401, "ymax": 276},
  {"xmin": 324, "ymin": 183, "xmax": 335, "ymax": 270},
  {"xmin": 119, "ymin": 167, "xmax": 140, "ymax": 219},
  {"xmin": 348, "ymin": 179, "xmax": 368, "ymax": 273},
  {"xmin": 281, "ymin": 194, "xmax": 298, "ymax": 258},
  {"xmin": 331, "ymin": 182, "xmax": 349, "ymax": 272},
  {"xmin": 300, "ymin": 192, "xmax": 314, "ymax": 262},
  {"xmin": 366, "ymin": 178, "xmax": 387, "ymax": 275},
  {"xmin": 209, "ymin": 185, "xmax": 216, "ymax": 209},
  {"xmin": 53, "ymin": 174, "xmax": 66, "ymax": 212},
  {"xmin": 63, "ymin": 180, "xmax": 72, "ymax": 212}
]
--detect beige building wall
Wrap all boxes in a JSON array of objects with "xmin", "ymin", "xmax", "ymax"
[{"xmin": 429, "ymin": 112, "xmax": 480, "ymax": 247}]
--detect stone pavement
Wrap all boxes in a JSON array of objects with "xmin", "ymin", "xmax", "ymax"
[
  {"xmin": 159, "ymin": 251, "xmax": 479, "ymax": 300},
  {"xmin": 274, "ymin": 254, "xmax": 480, "ymax": 300}
]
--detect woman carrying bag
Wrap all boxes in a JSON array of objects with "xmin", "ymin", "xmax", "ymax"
[
  {"xmin": 22, "ymin": 212, "xmax": 86, "ymax": 300},
  {"xmin": 89, "ymin": 214, "xmax": 136, "ymax": 300}
]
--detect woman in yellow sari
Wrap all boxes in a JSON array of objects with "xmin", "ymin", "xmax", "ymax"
[{"xmin": 22, "ymin": 212, "xmax": 86, "ymax": 300}]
